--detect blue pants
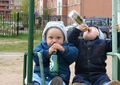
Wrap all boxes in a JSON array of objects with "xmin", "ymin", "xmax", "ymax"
[
  {"xmin": 72, "ymin": 73, "xmax": 110, "ymax": 85},
  {"xmin": 33, "ymin": 73, "xmax": 66, "ymax": 85},
  {"xmin": 33, "ymin": 73, "xmax": 49, "ymax": 85}
]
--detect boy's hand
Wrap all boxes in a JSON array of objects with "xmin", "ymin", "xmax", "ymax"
[
  {"xmin": 49, "ymin": 45, "xmax": 57, "ymax": 55},
  {"xmin": 48, "ymin": 43, "xmax": 65, "ymax": 55},
  {"xmin": 52, "ymin": 43, "xmax": 65, "ymax": 52},
  {"xmin": 78, "ymin": 24, "xmax": 89, "ymax": 32},
  {"xmin": 116, "ymin": 24, "xmax": 120, "ymax": 32}
]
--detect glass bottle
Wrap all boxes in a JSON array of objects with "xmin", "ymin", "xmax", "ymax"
[{"xmin": 49, "ymin": 52, "xmax": 59, "ymax": 76}]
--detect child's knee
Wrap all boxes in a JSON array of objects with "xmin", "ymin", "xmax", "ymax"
[
  {"xmin": 33, "ymin": 81, "xmax": 40, "ymax": 85},
  {"xmin": 72, "ymin": 82, "xmax": 87, "ymax": 85}
]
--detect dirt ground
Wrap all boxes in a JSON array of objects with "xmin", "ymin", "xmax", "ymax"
[
  {"xmin": 0, "ymin": 52, "xmax": 112, "ymax": 85},
  {"xmin": 0, "ymin": 52, "xmax": 23, "ymax": 85}
]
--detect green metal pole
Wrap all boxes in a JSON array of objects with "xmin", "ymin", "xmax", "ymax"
[
  {"xmin": 118, "ymin": 32, "xmax": 120, "ymax": 80},
  {"xmin": 112, "ymin": 0, "xmax": 118, "ymax": 80},
  {"xmin": 118, "ymin": 52, "xmax": 120, "ymax": 80},
  {"xmin": 23, "ymin": 52, "xmax": 27, "ymax": 85},
  {"xmin": 27, "ymin": 0, "xmax": 34, "ymax": 84},
  {"xmin": 37, "ymin": 52, "xmax": 45, "ymax": 85},
  {"xmin": 16, "ymin": 12, "xmax": 19, "ymax": 36}
]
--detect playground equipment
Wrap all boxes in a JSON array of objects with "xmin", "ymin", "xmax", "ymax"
[
  {"xmin": 23, "ymin": 0, "xmax": 34, "ymax": 84},
  {"xmin": 107, "ymin": 0, "xmax": 120, "ymax": 80},
  {"xmin": 23, "ymin": 0, "xmax": 120, "ymax": 85}
]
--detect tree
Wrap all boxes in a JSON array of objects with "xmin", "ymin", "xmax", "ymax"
[
  {"xmin": 20, "ymin": 0, "xmax": 29, "ymax": 27},
  {"xmin": 21, "ymin": 0, "xmax": 29, "ymax": 14}
]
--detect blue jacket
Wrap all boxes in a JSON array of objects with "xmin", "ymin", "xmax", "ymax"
[
  {"xmin": 33, "ymin": 40, "xmax": 78, "ymax": 84},
  {"xmin": 68, "ymin": 28, "xmax": 112, "ymax": 75}
]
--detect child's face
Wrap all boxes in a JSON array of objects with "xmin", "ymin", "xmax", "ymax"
[
  {"xmin": 83, "ymin": 27, "xmax": 99, "ymax": 40},
  {"xmin": 46, "ymin": 28, "xmax": 64, "ymax": 46}
]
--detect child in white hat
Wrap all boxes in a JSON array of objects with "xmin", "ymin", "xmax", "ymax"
[{"xmin": 33, "ymin": 21, "xmax": 78, "ymax": 85}]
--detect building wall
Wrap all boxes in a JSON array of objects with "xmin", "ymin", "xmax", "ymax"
[
  {"xmin": 67, "ymin": 0, "xmax": 81, "ymax": 15},
  {"xmin": 43, "ymin": 0, "xmax": 48, "ymax": 14},
  {"xmin": 43, "ymin": 0, "xmax": 112, "ymax": 25},
  {"xmin": 0, "ymin": 0, "xmax": 11, "ymax": 14},
  {"xmin": 62, "ymin": 0, "xmax": 68, "ymax": 25},
  {"xmin": 83, "ymin": 0, "xmax": 112, "ymax": 18},
  {"xmin": 44, "ymin": 0, "xmax": 57, "ymax": 16}
]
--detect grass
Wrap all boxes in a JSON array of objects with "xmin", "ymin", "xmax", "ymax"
[{"xmin": 0, "ymin": 33, "xmax": 42, "ymax": 52}]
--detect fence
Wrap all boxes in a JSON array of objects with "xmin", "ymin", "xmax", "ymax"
[
  {"xmin": 0, "ymin": 12, "xmax": 112, "ymax": 37},
  {"xmin": 0, "ymin": 12, "xmax": 77, "ymax": 37},
  {"xmin": 0, "ymin": 13, "xmax": 29, "ymax": 36}
]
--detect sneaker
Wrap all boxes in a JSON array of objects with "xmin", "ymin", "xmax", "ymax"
[
  {"xmin": 109, "ymin": 80, "xmax": 120, "ymax": 85},
  {"xmin": 50, "ymin": 76, "xmax": 63, "ymax": 85}
]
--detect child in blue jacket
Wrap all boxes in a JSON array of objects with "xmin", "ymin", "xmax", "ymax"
[
  {"xmin": 68, "ymin": 24, "xmax": 120, "ymax": 85},
  {"xmin": 33, "ymin": 21, "xmax": 78, "ymax": 85}
]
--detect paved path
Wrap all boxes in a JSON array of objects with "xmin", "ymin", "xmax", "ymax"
[
  {"xmin": 0, "ymin": 52, "xmax": 24, "ymax": 57},
  {"xmin": 0, "ymin": 52, "xmax": 24, "ymax": 85}
]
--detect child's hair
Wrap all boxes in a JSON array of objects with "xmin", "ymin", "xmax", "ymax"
[{"xmin": 42, "ymin": 21, "xmax": 68, "ymax": 42}]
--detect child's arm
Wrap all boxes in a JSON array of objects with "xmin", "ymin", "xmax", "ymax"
[
  {"xmin": 33, "ymin": 41, "xmax": 49, "ymax": 65},
  {"xmin": 67, "ymin": 27, "xmax": 82, "ymax": 47},
  {"xmin": 105, "ymin": 39, "xmax": 112, "ymax": 52},
  {"xmin": 116, "ymin": 24, "xmax": 120, "ymax": 32},
  {"xmin": 62, "ymin": 43, "xmax": 78, "ymax": 64},
  {"xmin": 50, "ymin": 42, "xmax": 78, "ymax": 64},
  {"xmin": 106, "ymin": 24, "xmax": 120, "ymax": 52},
  {"xmin": 50, "ymin": 43, "xmax": 65, "ymax": 52}
]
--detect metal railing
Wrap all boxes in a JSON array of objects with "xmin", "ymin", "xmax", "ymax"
[{"xmin": 23, "ymin": 52, "xmax": 45, "ymax": 85}]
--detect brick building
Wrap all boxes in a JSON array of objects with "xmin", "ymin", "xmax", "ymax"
[
  {"xmin": 0, "ymin": 0, "xmax": 12, "ymax": 15},
  {"xmin": 42, "ymin": 0, "xmax": 112, "ymax": 25},
  {"xmin": 0, "ymin": 0, "xmax": 21, "ymax": 14}
]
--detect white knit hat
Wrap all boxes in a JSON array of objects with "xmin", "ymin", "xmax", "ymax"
[{"xmin": 42, "ymin": 21, "xmax": 67, "ymax": 42}]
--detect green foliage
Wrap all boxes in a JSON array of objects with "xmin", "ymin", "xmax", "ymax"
[
  {"xmin": 21, "ymin": 13, "xmax": 28, "ymax": 28},
  {"xmin": 44, "ymin": 9, "xmax": 49, "ymax": 20},
  {"xmin": 0, "ymin": 16, "xmax": 2, "ymax": 20},
  {"xmin": 0, "ymin": 32, "xmax": 42, "ymax": 52},
  {"xmin": 20, "ymin": 0, "xmax": 29, "ymax": 28},
  {"xmin": 44, "ymin": 9, "xmax": 49, "ymax": 16},
  {"xmin": 11, "ymin": 10, "xmax": 17, "ymax": 21},
  {"xmin": 21, "ymin": 0, "xmax": 29, "ymax": 14}
]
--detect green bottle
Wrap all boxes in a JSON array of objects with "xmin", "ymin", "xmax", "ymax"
[{"xmin": 49, "ymin": 52, "xmax": 59, "ymax": 76}]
